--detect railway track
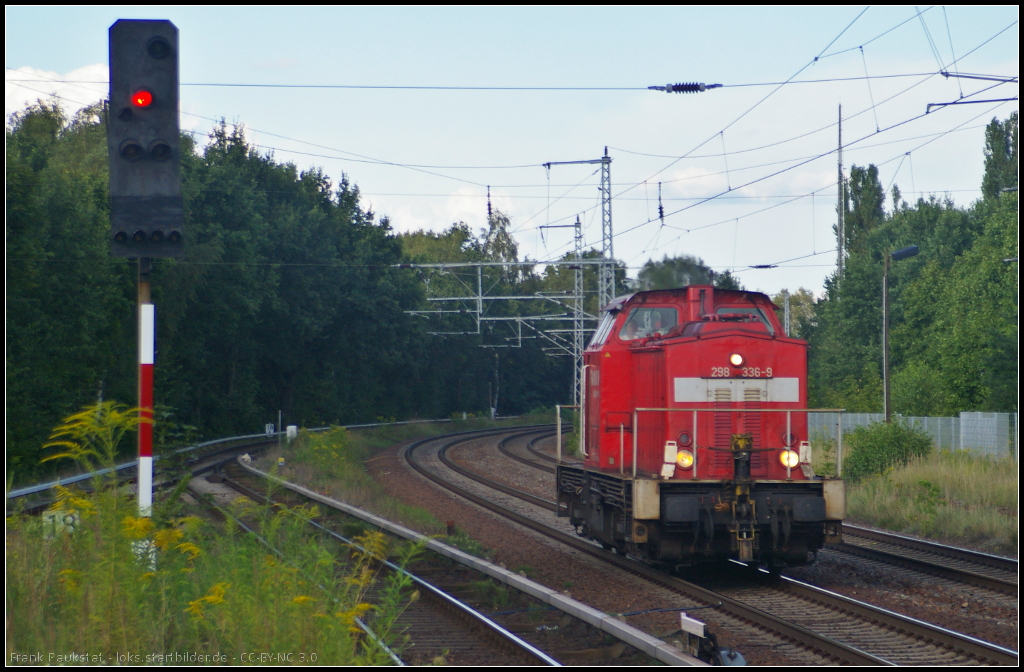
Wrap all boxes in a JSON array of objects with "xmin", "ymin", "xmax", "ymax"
[
  {"xmin": 510, "ymin": 433, "xmax": 1019, "ymax": 597},
  {"xmin": 203, "ymin": 426, "xmax": 704, "ymax": 666},
  {"xmin": 208, "ymin": 456, "xmax": 559, "ymax": 666},
  {"xmin": 520, "ymin": 430, "xmax": 1015, "ymax": 594},
  {"xmin": 6, "ymin": 434, "xmax": 277, "ymax": 515},
  {"xmin": 836, "ymin": 524, "xmax": 1018, "ymax": 596},
  {"xmin": 410, "ymin": 427, "xmax": 1018, "ymax": 666}
]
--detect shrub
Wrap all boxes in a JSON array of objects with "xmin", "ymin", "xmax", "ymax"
[{"xmin": 842, "ymin": 421, "xmax": 933, "ymax": 482}]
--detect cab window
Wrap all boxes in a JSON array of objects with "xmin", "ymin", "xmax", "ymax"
[
  {"xmin": 619, "ymin": 307, "xmax": 678, "ymax": 341},
  {"xmin": 716, "ymin": 306, "xmax": 775, "ymax": 335},
  {"xmin": 588, "ymin": 312, "xmax": 616, "ymax": 348}
]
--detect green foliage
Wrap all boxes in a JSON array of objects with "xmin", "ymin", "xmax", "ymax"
[
  {"xmin": 981, "ymin": 112, "xmax": 1018, "ymax": 200},
  {"xmin": 844, "ymin": 164, "xmax": 885, "ymax": 252},
  {"xmin": 809, "ymin": 113, "xmax": 1017, "ymax": 415},
  {"xmin": 842, "ymin": 421, "xmax": 933, "ymax": 482},
  {"xmin": 809, "ymin": 432, "xmax": 837, "ymax": 478},
  {"xmin": 8, "ymin": 414, "xmax": 420, "ymax": 663},
  {"xmin": 444, "ymin": 530, "xmax": 487, "ymax": 558},
  {"xmin": 771, "ymin": 288, "xmax": 816, "ymax": 340},
  {"xmin": 890, "ymin": 362, "xmax": 955, "ymax": 417},
  {"xmin": 469, "ymin": 579, "xmax": 510, "ymax": 609},
  {"xmin": 846, "ymin": 450, "xmax": 1017, "ymax": 551},
  {"xmin": 40, "ymin": 401, "xmax": 146, "ymax": 475},
  {"xmin": 6, "ymin": 102, "xmax": 576, "ymax": 486},
  {"xmin": 635, "ymin": 253, "xmax": 742, "ymax": 290},
  {"xmin": 7, "ymin": 102, "xmax": 135, "ymax": 484}
]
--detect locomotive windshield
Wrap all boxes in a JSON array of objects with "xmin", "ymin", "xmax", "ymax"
[
  {"xmin": 619, "ymin": 307, "xmax": 678, "ymax": 341},
  {"xmin": 716, "ymin": 306, "xmax": 775, "ymax": 335},
  {"xmin": 588, "ymin": 312, "xmax": 616, "ymax": 348}
]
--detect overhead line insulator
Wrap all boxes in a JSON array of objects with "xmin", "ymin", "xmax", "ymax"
[{"xmin": 648, "ymin": 82, "xmax": 722, "ymax": 93}]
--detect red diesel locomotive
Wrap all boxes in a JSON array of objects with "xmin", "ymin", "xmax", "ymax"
[{"xmin": 556, "ymin": 285, "xmax": 844, "ymax": 568}]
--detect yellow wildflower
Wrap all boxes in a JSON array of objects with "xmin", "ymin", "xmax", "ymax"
[
  {"xmin": 203, "ymin": 582, "xmax": 229, "ymax": 605},
  {"xmin": 185, "ymin": 599, "xmax": 205, "ymax": 618},
  {"xmin": 335, "ymin": 602, "xmax": 375, "ymax": 632},
  {"xmin": 49, "ymin": 485, "xmax": 96, "ymax": 516},
  {"xmin": 291, "ymin": 595, "xmax": 314, "ymax": 605},
  {"xmin": 176, "ymin": 542, "xmax": 201, "ymax": 560},
  {"xmin": 122, "ymin": 516, "xmax": 155, "ymax": 539},
  {"xmin": 153, "ymin": 527, "xmax": 184, "ymax": 551}
]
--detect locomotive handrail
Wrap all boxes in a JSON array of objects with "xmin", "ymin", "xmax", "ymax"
[
  {"xmin": 631, "ymin": 407, "xmax": 847, "ymax": 479},
  {"xmin": 554, "ymin": 404, "xmax": 579, "ymax": 464}
]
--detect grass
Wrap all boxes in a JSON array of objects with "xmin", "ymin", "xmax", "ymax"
[
  {"xmin": 469, "ymin": 579, "xmax": 510, "ymax": 609},
  {"xmin": 7, "ymin": 401, "xmax": 429, "ymax": 664},
  {"xmin": 262, "ymin": 412, "xmax": 555, "ymax": 538},
  {"xmin": 6, "ymin": 483, "xmax": 424, "ymax": 664},
  {"xmin": 845, "ymin": 450, "xmax": 1018, "ymax": 554}
]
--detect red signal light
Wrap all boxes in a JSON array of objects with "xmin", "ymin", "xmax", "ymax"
[{"xmin": 132, "ymin": 89, "xmax": 154, "ymax": 107}]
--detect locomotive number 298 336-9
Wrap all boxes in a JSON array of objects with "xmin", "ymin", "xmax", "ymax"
[{"xmin": 710, "ymin": 366, "xmax": 773, "ymax": 378}]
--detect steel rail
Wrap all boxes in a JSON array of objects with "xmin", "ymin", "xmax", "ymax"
[
  {"xmin": 7, "ymin": 433, "xmax": 280, "ymax": 500},
  {"xmin": 233, "ymin": 428, "xmax": 707, "ymax": 666},
  {"xmin": 215, "ymin": 452, "xmax": 560, "ymax": 667},
  {"xmin": 526, "ymin": 433, "xmax": 561, "ymax": 464},
  {"xmin": 843, "ymin": 523, "xmax": 1018, "ymax": 574},
  {"xmin": 440, "ymin": 429, "xmax": 559, "ymax": 511},
  {"xmin": 496, "ymin": 431, "xmax": 558, "ymax": 474},
  {"xmin": 834, "ymin": 542, "xmax": 1017, "ymax": 595},
  {"xmin": 417, "ymin": 430, "xmax": 1019, "ymax": 666},
  {"xmin": 189, "ymin": 467, "xmax": 406, "ymax": 666},
  {"xmin": 408, "ymin": 431, "xmax": 890, "ymax": 666},
  {"xmin": 776, "ymin": 575, "xmax": 1018, "ymax": 664},
  {"xmin": 8, "ymin": 416, "xmax": 468, "ymax": 502}
]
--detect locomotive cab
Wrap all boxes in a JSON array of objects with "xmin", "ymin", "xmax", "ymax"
[{"xmin": 557, "ymin": 286, "xmax": 844, "ymax": 569}]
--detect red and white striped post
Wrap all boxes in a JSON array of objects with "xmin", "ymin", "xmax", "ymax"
[{"xmin": 138, "ymin": 260, "xmax": 154, "ymax": 517}]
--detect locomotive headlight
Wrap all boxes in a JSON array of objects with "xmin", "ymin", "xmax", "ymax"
[
  {"xmin": 729, "ymin": 353, "xmax": 744, "ymax": 367},
  {"xmin": 675, "ymin": 450, "xmax": 695, "ymax": 469},
  {"xmin": 779, "ymin": 450, "xmax": 800, "ymax": 468}
]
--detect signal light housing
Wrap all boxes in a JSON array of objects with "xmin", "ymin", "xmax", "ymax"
[{"xmin": 107, "ymin": 19, "xmax": 183, "ymax": 258}]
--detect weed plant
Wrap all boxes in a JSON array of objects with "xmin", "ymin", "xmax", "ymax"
[
  {"xmin": 7, "ymin": 402, "xmax": 422, "ymax": 664},
  {"xmin": 469, "ymin": 579, "xmax": 510, "ymax": 609},
  {"xmin": 266, "ymin": 415, "xmax": 553, "ymax": 537},
  {"xmin": 846, "ymin": 450, "xmax": 1018, "ymax": 553}
]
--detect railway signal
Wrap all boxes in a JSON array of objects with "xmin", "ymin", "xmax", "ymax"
[
  {"xmin": 107, "ymin": 19, "xmax": 181, "ymax": 519},
  {"xmin": 107, "ymin": 19, "xmax": 183, "ymax": 258}
]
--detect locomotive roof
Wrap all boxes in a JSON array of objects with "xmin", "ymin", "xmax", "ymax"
[{"xmin": 601, "ymin": 286, "xmax": 778, "ymax": 312}]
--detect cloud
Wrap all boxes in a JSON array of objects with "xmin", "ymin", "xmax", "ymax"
[{"xmin": 6, "ymin": 64, "xmax": 108, "ymax": 120}]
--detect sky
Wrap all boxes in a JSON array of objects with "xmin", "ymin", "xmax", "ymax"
[{"xmin": 6, "ymin": 6, "xmax": 1019, "ymax": 298}]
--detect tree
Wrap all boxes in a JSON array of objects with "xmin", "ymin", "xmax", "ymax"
[
  {"xmin": 844, "ymin": 164, "xmax": 885, "ymax": 252},
  {"xmin": 809, "ymin": 114, "xmax": 1018, "ymax": 415},
  {"xmin": 482, "ymin": 210, "xmax": 518, "ymax": 264},
  {"xmin": 981, "ymin": 112, "xmax": 1018, "ymax": 201},
  {"xmin": 636, "ymin": 254, "xmax": 713, "ymax": 290},
  {"xmin": 714, "ymin": 270, "xmax": 743, "ymax": 291},
  {"xmin": 771, "ymin": 288, "xmax": 816, "ymax": 340}
]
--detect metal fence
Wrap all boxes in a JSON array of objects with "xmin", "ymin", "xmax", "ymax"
[{"xmin": 809, "ymin": 411, "xmax": 1018, "ymax": 459}]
